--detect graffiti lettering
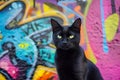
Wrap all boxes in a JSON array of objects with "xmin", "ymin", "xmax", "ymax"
[{"xmin": 22, "ymin": 21, "xmax": 44, "ymax": 35}]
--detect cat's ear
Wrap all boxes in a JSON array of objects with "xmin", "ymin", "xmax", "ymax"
[
  {"xmin": 71, "ymin": 18, "xmax": 81, "ymax": 32},
  {"xmin": 51, "ymin": 19, "xmax": 62, "ymax": 32}
]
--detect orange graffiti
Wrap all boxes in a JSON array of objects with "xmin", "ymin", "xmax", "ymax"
[
  {"xmin": 80, "ymin": 25, "xmax": 86, "ymax": 45},
  {"xmin": 68, "ymin": 14, "xmax": 75, "ymax": 18},
  {"xmin": 74, "ymin": 5, "xmax": 84, "ymax": 18},
  {"xmin": 37, "ymin": 71, "xmax": 55, "ymax": 80}
]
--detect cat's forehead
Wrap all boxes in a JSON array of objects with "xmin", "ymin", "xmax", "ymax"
[{"xmin": 62, "ymin": 26, "xmax": 70, "ymax": 32}]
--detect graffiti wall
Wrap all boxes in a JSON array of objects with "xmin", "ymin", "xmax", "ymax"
[{"xmin": 0, "ymin": 0, "xmax": 120, "ymax": 80}]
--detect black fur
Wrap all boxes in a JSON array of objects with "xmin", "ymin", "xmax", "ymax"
[{"xmin": 51, "ymin": 18, "xmax": 103, "ymax": 80}]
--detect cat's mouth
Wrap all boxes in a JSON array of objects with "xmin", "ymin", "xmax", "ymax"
[
  {"xmin": 60, "ymin": 45, "xmax": 72, "ymax": 50},
  {"xmin": 62, "ymin": 47, "xmax": 70, "ymax": 50}
]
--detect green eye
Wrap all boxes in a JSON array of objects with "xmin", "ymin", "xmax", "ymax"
[
  {"xmin": 57, "ymin": 35, "xmax": 62, "ymax": 39},
  {"xmin": 69, "ymin": 35, "xmax": 74, "ymax": 39}
]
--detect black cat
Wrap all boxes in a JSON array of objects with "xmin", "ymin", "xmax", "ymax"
[{"xmin": 51, "ymin": 18, "xmax": 103, "ymax": 80}]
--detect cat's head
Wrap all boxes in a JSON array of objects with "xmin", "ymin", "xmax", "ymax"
[{"xmin": 51, "ymin": 18, "xmax": 81, "ymax": 50}]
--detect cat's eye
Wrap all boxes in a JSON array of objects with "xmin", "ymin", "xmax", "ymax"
[
  {"xmin": 57, "ymin": 35, "xmax": 62, "ymax": 39},
  {"xmin": 69, "ymin": 35, "xmax": 74, "ymax": 39}
]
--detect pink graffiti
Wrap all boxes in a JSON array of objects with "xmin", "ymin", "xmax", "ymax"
[
  {"xmin": 0, "ymin": 55, "xmax": 18, "ymax": 79},
  {"xmin": 86, "ymin": 0, "xmax": 120, "ymax": 80}
]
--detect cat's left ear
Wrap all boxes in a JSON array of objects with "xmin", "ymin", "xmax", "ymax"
[{"xmin": 71, "ymin": 18, "xmax": 81, "ymax": 32}]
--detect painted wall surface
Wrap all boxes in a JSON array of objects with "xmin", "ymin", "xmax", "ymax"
[{"xmin": 0, "ymin": 0, "xmax": 120, "ymax": 80}]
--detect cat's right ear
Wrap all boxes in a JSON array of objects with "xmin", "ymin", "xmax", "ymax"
[{"xmin": 51, "ymin": 19, "xmax": 62, "ymax": 32}]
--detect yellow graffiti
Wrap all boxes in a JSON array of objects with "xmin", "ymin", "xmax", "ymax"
[
  {"xmin": 29, "ymin": 0, "xmax": 35, "ymax": 7},
  {"xmin": 19, "ymin": 1, "xmax": 69, "ymax": 25},
  {"xmin": 0, "ymin": 73, "xmax": 6, "ymax": 80},
  {"xmin": 0, "ymin": 0, "xmax": 68, "ymax": 28},
  {"xmin": 81, "ymin": 0, "xmax": 97, "ymax": 63},
  {"xmin": 85, "ymin": 44, "xmax": 97, "ymax": 64},
  {"xmin": 18, "ymin": 43, "xmax": 29, "ymax": 49},
  {"xmin": 80, "ymin": 24, "xmax": 97, "ymax": 64},
  {"xmin": 0, "ymin": 34, "xmax": 3, "ymax": 40},
  {"xmin": 43, "ymin": 2, "xmax": 63, "ymax": 13},
  {"xmin": 83, "ymin": 0, "xmax": 92, "ymax": 43},
  {"xmin": 19, "ymin": 10, "xmax": 68, "ymax": 25},
  {"xmin": 28, "ymin": 3, "xmax": 41, "ymax": 17},
  {"xmin": 105, "ymin": 13, "xmax": 119, "ymax": 42},
  {"xmin": 37, "ymin": 42, "xmax": 41, "ymax": 45},
  {"xmin": 32, "ymin": 65, "xmax": 56, "ymax": 80},
  {"xmin": 0, "ymin": 0, "xmax": 30, "ymax": 21},
  {"xmin": 49, "ymin": 44, "xmax": 56, "ymax": 49}
]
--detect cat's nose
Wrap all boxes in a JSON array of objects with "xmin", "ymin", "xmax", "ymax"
[
  {"xmin": 62, "ymin": 40, "xmax": 67, "ymax": 44},
  {"xmin": 62, "ymin": 41, "xmax": 68, "ymax": 46},
  {"xmin": 63, "ymin": 42, "xmax": 67, "ymax": 45}
]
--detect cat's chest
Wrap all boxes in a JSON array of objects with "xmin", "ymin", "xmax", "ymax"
[
  {"xmin": 55, "ymin": 53, "xmax": 82, "ymax": 67},
  {"xmin": 55, "ymin": 56, "xmax": 74, "ymax": 66},
  {"xmin": 55, "ymin": 55, "xmax": 86, "ymax": 75}
]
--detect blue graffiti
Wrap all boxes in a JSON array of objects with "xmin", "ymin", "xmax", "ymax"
[
  {"xmin": 100, "ymin": 0, "xmax": 109, "ymax": 53},
  {"xmin": 0, "ymin": 1, "xmax": 56, "ymax": 79},
  {"xmin": 58, "ymin": 1, "xmax": 83, "ymax": 20},
  {"xmin": 0, "ymin": 1, "xmax": 36, "ymax": 65}
]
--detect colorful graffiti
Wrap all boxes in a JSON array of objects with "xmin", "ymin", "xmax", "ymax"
[{"xmin": 0, "ymin": 0, "xmax": 120, "ymax": 80}]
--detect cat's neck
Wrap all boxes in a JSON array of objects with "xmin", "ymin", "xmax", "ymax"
[
  {"xmin": 57, "ymin": 45, "xmax": 80, "ymax": 51},
  {"xmin": 55, "ymin": 45, "xmax": 87, "ymax": 64},
  {"xmin": 56, "ymin": 45, "xmax": 82, "ymax": 57}
]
